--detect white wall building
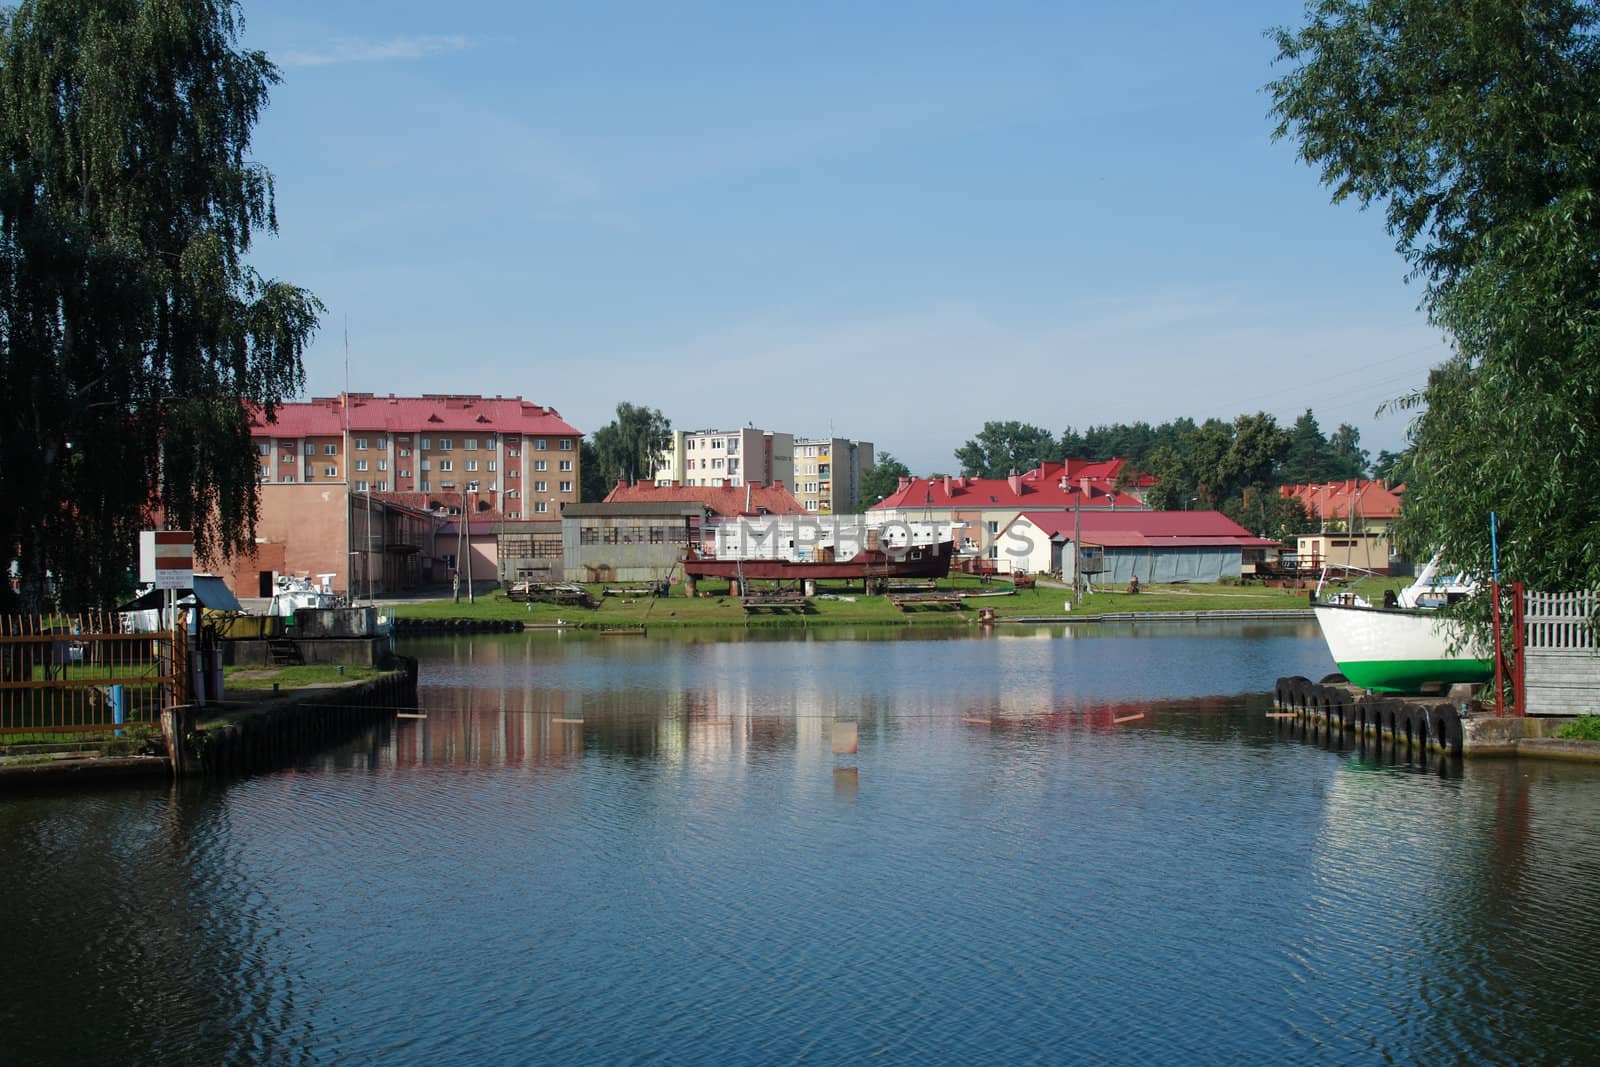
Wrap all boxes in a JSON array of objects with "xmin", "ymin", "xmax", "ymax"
[
  {"xmin": 655, "ymin": 428, "xmax": 794, "ymax": 490},
  {"xmin": 794, "ymin": 437, "xmax": 875, "ymax": 515}
]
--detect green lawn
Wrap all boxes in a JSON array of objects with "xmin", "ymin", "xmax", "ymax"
[
  {"xmin": 388, "ymin": 577, "xmax": 1313, "ymax": 629},
  {"xmin": 222, "ymin": 665, "xmax": 383, "ymax": 690}
]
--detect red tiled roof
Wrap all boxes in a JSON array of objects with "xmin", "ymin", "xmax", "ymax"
[
  {"xmin": 871, "ymin": 459, "xmax": 1146, "ymax": 511},
  {"xmin": 1280, "ymin": 479, "xmax": 1403, "ymax": 522},
  {"xmin": 603, "ymin": 480, "xmax": 805, "ymax": 517},
  {"xmin": 248, "ymin": 393, "xmax": 582, "ymax": 438},
  {"xmin": 1017, "ymin": 510, "xmax": 1281, "ymax": 548}
]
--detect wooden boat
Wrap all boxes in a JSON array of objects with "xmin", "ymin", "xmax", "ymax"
[
  {"xmin": 682, "ymin": 539, "xmax": 955, "ymax": 581},
  {"xmin": 1312, "ymin": 602, "xmax": 1492, "ymax": 693}
]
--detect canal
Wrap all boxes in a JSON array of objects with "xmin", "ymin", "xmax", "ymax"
[{"xmin": 3, "ymin": 621, "xmax": 1599, "ymax": 1063}]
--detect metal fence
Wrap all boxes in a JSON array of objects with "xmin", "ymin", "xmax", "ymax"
[
  {"xmin": 0, "ymin": 613, "xmax": 185, "ymax": 735},
  {"xmin": 1523, "ymin": 591, "xmax": 1600, "ymax": 715}
]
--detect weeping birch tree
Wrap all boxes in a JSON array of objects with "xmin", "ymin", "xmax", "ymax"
[{"xmin": 0, "ymin": 0, "xmax": 321, "ymax": 611}]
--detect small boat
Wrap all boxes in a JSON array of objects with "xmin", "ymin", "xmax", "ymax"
[{"xmin": 1312, "ymin": 551, "xmax": 1490, "ymax": 692}]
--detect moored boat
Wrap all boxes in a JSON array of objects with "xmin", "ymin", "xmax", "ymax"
[
  {"xmin": 1312, "ymin": 602, "xmax": 1492, "ymax": 692},
  {"xmin": 682, "ymin": 539, "xmax": 956, "ymax": 581}
]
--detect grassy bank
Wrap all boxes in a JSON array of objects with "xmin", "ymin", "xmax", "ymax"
[{"xmin": 388, "ymin": 576, "xmax": 1322, "ymax": 629}]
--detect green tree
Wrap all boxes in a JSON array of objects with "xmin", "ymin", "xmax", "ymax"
[
  {"xmin": 1371, "ymin": 448, "xmax": 1413, "ymax": 486},
  {"xmin": 954, "ymin": 421, "xmax": 1060, "ymax": 479},
  {"xmin": 1141, "ymin": 413, "xmax": 1292, "ymax": 512},
  {"xmin": 1272, "ymin": 0, "xmax": 1600, "ymax": 594},
  {"xmin": 852, "ymin": 452, "xmax": 911, "ymax": 511},
  {"xmin": 579, "ymin": 439, "xmax": 608, "ymax": 502},
  {"xmin": 0, "ymin": 0, "xmax": 322, "ymax": 612},
  {"xmin": 587, "ymin": 402, "xmax": 672, "ymax": 491}
]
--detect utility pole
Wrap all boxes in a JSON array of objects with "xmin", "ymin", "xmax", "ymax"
[
  {"xmin": 1073, "ymin": 499, "xmax": 1083, "ymax": 607},
  {"xmin": 464, "ymin": 485, "xmax": 474, "ymax": 604}
]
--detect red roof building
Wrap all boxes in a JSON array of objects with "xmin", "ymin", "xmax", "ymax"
[
  {"xmin": 248, "ymin": 392, "xmax": 583, "ymax": 522},
  {"xmin": 1000, "ymin": 509, "xmax": 1282, "ymax": 582},
  {"xmin": 603, "ymin": 479, "xmax": 806, "ymax": 517},
  {"xmin": 1279, "ymin": 479, "xmax": 1403, "ymax": 531}
]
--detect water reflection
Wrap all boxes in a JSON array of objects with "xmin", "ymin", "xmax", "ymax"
[{"xmin": 6, "ymin": 624, "xmax": 1600, "ymax": 1064}]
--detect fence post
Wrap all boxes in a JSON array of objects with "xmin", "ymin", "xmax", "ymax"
[{"xmin": 1511, "ymin": 582, "xmax": 1526, "ymax": 716}]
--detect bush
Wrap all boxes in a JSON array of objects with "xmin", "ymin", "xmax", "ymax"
[{"xmin": 1555, "ymin": 716, "xmax": 1600, "ymax": 742}]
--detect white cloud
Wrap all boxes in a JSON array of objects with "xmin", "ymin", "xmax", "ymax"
[{"xmin": 276, "ymin": 34, "xmax": 469, "ymax": 68}]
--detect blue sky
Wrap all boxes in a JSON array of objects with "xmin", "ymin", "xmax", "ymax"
[{"xmin": 240, "ymin": 1, "xmax": 1447, "ymax": 474}]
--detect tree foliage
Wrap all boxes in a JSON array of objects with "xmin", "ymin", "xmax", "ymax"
[
  {"xmin": 587, "ymin": 402, "xmax": 672, "ymax": 492},
  {"xmin": 852, "ymin": 452, "xmax": 910, "ymax": 512},
  {"xmin": 0, "ymin": 0, "xmax": 322, "ymax": 611},
  {"xmin": 954, "ymin": 421, "xmax": 1060, "ymax": 479},
  {"xmin": 1142, "ymin": 413, "xmax": 1293, "ymax": 519},
  {"xmin": 1272, "ymin": 0, "xmax": 1600, "ymax": 594},
  {"xmin": 1279, "ymin": 409, "xmax": 1368, "ymax": 484}
]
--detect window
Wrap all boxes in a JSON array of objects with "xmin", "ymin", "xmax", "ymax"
[
  {"xmin": 534, "ymin": 501, "xmax": 549, "ymax": 514},
  {"xmin": 376, "ymin": 437, "xmax": 387, "ymax": 449},
  {"xmin": 559, "ymin": 459, "xmax": 572, "ymax": 472},
  {"xmin": 485, "ymin": 435, "xmax": 496, "ymax": 449},
  {"xmin": 465, "ymin": 438, "xmax": 477, "ymax": 451},
  {"xmin": 281, "ymin": 453, "xmax": 294, "ymax": 464},
  {"xmin": 259, "ymin": 466, "xmax": 269, "ymax": 480},
  {"xmin": 712, "ymin": 458, "xmax": 723, "ymax": 469},
  {"xmin": 399, "ymin": 448, "xmax": 411, "ymax": 458},
  {"xmin": 727, "ymin": 439, "xmax": 739, "ymax": 455},
  {"xmin": 487, "ymin": 460, "xmax": 496, "ymax": 472},
  {"xmin": 399, "ymin": 469, "xmax": 410, "ymax": 479},
  {"xmin": 279, "ymin": 475, "xmax": 296, "ymax": 484},
  {"xmin": 355, "ymin": 460, "xmax": 368, "ymax": 472},
  {"xmin": 559, "ymin": 439, "xmax": 573, "ymax": 451},
  {"xmin": 509, "ymin": 511, "xmax": 520, "ymax": 519},
  {"xmin": 421, "ymin": 459, "xmax": 431, "ymax": 472},
  {"xmin": 377, "ymin": 460, "xmax": 387, "ymax": 471},
  {"xmin": 439, "ymin": 437, "xmax": 452, "ymax": 450},
  {"xmin": 257, "ymin": 442, "xmax": 269, "ymax": 456},
  {"xmin": 687, "ymin": 439, "xmax": 696, "ymax": 450},
  {"xmin": 712, "ymin": 439, "xmax": 723, "ymax": 449},
  {"xmin": 355, "ymin": 480, "xmax": 368, "ymax": 492},
  {"xmin": 649, "ymin": 527, "xmax": 665, "ymax": 544},
  {"xmin": 466, "ymin": 460, "xmax": 478, "ymax": 472},
  {"xmin": 325, "ymin": 466, "xmax": 337, "ymax": 477},
  {"xmin": 304, "ymin": 443, "xmax": 315, "ymax": 455},
  {"xmin": 560, "ymin": 481, "xmax": 572, "ymax": 493},
  {"xmin": 421, "ymin": 480, "xmax": 430, "ymax": 492},
  {"xmin": 534, "ymin": 480, "xmax": 547, "ymax": 493},
  {"xmin": 508, "ymin": 448, "xmax": 519, "ymax": 458},
  {"xmin": 507, "ymin": 489, "xmax": 519, "ymax": 499},
  {"xmin": 354, "ymin": 438, "xmax": 368, "ymax": 450},
  {"xmin": 376, "ymin": 481, "xmax": 387, "ymax": 492},
  {"xmin": 439, "ymin": 460, "xmax": 453, "ymax": 472},
  {"xmin": 420, "ymin": 437, "xmax": 431, "ymax": 451},
  {"xmin": 324, "ymin": 443, "xmax": 337, "ymax": 455},
  {"xmin": 534, "ymin": 459, "xmax": 547, "ymax": 472},
  {"xmin": 467, "ymin": 481, "xmax": 479, "ymax": 493},
  {"xmin": 487, "ymin": 481, "xmax": 497, "ymax": 492},
  {"xmin": 580, "ymin": 525, "xmax": 599, "ymax": 544},
  {"xmin": 509, "ymin": 468, "xmax": 519, "ymax": 479},
  {"xmin": 535, "ymin": 439, "xmax": 548, "ymax": 451}
]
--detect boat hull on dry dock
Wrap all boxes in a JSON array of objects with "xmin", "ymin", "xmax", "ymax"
[{"xmin": 1312, "ymin": 603, "xmax": 1492, "ymax": 693}]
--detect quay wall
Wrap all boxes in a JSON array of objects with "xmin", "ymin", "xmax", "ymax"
[{"xmin": 177, "ymin": 659, "xmax": 418, "ymax": 780}]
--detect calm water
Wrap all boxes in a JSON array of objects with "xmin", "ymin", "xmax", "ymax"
[{"xmin": 5, "ymin": 621, "xmax": 1600, "ymax": 1064}]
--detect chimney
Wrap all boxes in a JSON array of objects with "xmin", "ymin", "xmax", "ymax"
[
  {"xmin": 897, "ymin": 476, "xmax": 911, "ymax": 491},
  {"xmin": 1080, "ymin": 476, "xmax": 1092, "ymax": 499},
  {"xmin": 943, "ymin": 475, "xmax": 953, "ymax": 496},
  {"xmin": 1008, "ymin": 469, "xmax": 1022, "ymax": 495},
  {"xmin": 616, "ymin": 478, "xmax": 628, "ymax": 490}
]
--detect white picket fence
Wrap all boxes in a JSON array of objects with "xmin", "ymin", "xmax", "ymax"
[{"xmin": 1524, "ymin": 590, "xmax": 1600, "ymax": 714}]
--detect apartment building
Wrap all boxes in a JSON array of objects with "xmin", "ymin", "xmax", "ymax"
[
  {"xmin": 250, "ymin": 393, "xmax": 582, "ymax": 520},
  {"xmin": 654, "ymin": 428, "xmax": 794, "ymax": 491},
  {"xmin": 793, "ymin": 437, "xmax": 874, "ymax": 514}
]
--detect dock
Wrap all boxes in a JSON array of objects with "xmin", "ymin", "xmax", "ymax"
[
  {"xmin": 742, "ymin": 594, "xmax": 810, "ymax": 615},
  {"xmin": 888, "ymin": 592, "xmax": 965, "ymax": 612}
]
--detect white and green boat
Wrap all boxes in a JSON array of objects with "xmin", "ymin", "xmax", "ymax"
[
  {"xmin": 1312, "ymin": 551, "xmax": 1492, "ymax": 693},
  {"xmin": 1312, "ymin": 602, "xmax": 1493, "ymax": 692}
]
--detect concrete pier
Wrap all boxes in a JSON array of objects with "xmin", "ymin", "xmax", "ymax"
[{"xmin": 1273, "ymin": 675, "xmax": 1600, "ymax": 760}]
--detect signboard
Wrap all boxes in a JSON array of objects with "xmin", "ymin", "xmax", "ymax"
[{"xmin": 139, "ymin": 530, "xmax": 194, "ymax": 590}]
